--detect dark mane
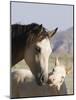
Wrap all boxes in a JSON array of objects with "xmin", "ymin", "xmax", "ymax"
[{"xmin": 11, "ymin": 23, "xmax": 48, "ymax": 46}]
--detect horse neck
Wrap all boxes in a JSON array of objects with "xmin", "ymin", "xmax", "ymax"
[
  {"xmin": 11, "ymin": 24, "xmax": 32, "ymax": 66},
  {"xmin": 12, "ymin": 36, "xmax": 26, "ymax": 66}
]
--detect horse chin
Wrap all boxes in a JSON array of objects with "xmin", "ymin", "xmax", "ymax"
[{"xmin": 36, "ymin": 77, "xmax": 46, "ymax": 86}]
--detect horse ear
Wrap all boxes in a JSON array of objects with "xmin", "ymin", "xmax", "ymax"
[
  {"xmin": 48, "ymin": 27, "xmax": 58, "ymax": 38},
  {"xmin": 55, "ymin": 57, "xmax": 60, "ymax": 66},
  {"xmin": 66, "ymin": 67, "xmax": 72, "ymax": 75},
  {"xmin": 33, "ymin": 24, "xmax": 43, "ymax": 34},
  {"xmin": 38, "ymin": 24, "xmax": 43, "ymax": 33}
]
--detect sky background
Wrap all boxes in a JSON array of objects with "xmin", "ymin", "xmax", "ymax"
[{"xmin": 11, "ymin": 2, "xmax": 73, "ymax": 31}]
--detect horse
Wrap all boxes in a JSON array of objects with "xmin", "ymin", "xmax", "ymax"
[
  {"xmin": 48, "ymin": 58, "xmax": 71, "ymax": 91},
  {"xmin": 11, "ymin": 23, "xmax": 58, "ymax": 86},
  {"xmin": 11, "ymin": 58, "xmax": 68, "ymax": 98}
]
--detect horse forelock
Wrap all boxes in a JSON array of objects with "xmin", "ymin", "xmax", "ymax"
[{"xmin": 25, "ymin": 23, "xmax": 49, "ymax": 46}]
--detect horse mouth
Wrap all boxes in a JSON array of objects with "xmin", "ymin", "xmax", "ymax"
[{"xmin": 36, "ymin": 78, "xmax": 46, "ymax": 86}]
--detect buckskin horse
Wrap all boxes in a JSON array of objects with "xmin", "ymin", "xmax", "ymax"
[{"xmin": 11, "ymin": 23, "xmax": 67, "ymax": 98}]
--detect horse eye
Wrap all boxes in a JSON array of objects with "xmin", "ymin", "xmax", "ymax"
[
  {"xmin": 52, "ymin": 68, "xmax": 55, "ymax": 72},
  {"xmin": 35, "ymin": 46, "xmax": 41, "ymax": 53},
  {"xmin": 61, "ymin": 76, "xmax": 64, "ymax": 79}
]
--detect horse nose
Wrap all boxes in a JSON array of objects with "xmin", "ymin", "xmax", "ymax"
[
  {"xmin": 40, "ymin": 74, "xmax": 45, "ymax": 83},
  {"xmin": 37, "ymin": 72, "xmax": 48, "ymax": 86},
  {"xmin": 41, "ymin": 74, "xmax": 48, "ymax": 83}
]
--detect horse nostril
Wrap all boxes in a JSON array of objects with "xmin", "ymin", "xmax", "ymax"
[
  {"xmin": 40, "ymin": 74, "xmax": 47, "ymax": 84},
  {"xmin": 42, "ymin": 76, "xmax": 44, "ymax": 82},
  {"xmin": 40, "ymin": 75, "xmax": 44, "ymax": 83},
  {"xmin": 52, "ymin": 78, "xmax": 55, "ymax": 82},
  {"xmin": 37, "ymin": 72, "xmax": 48, "ymax": 85},
  {"xmin": 39, "ymin": 73, "xmax": 44, "ymax": 81}
]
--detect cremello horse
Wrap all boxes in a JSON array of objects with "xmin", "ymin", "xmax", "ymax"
[
  {"xmin": 48, "ymin": 58, "xmax": 71, "ymax": 91},
  {"xmin": 11, "ymin": 23, "xmax": 58, "ymax": 86},
  {"xmin": 11, "ymin": 58, "xmax": 68, "ymax": 98}
]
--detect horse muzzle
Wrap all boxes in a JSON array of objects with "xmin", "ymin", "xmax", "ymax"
[{"xmin": 36, "ymin": 72, "xmax": 48, "ymax": 86}]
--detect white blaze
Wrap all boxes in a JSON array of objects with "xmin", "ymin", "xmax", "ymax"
[{"xmin": 36, "ymin": 38, "xmax": 52, "ymax": 79}]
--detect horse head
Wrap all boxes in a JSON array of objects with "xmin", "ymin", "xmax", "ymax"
[{"xmin": 24, "ymin": 23, "xmax": 58, "ymax": 86}]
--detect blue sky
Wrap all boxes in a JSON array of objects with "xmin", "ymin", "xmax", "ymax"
[{"xmin": 11, "ymin": 2, "xmax": 73, "ymax": 31}]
